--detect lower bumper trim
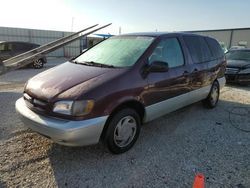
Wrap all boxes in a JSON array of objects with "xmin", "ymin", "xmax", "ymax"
[{"xmin": 225, "ymin": 74, "xmax": 250, "ymax": 84}]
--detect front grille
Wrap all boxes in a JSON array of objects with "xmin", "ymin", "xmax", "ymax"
[
  {"xmin": 226, "ymin": 75, "xmax": 237, "ymax": 81},
  {"xmin": 238, "ymin": 74, "xmax": 250, "ymax": 81},
  {"xmin": 23, "ymin": 93, "xmax": 50, "ymax": 113},
  {"xmin": 225, "ymin": 67, "xmax": 239, "ymax": 74},
  {"xmin": 33, "ymin": 98, "xmax": 47, "ymax": 106}
]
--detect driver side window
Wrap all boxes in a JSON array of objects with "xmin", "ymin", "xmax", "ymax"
[{"xmin": 149, "ymin": 38, "xmax": 184, "ymax": 68}]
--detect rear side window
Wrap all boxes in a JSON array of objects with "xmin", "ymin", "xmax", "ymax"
[
  {"xmin": 12, "ymin": 43, "xmax": 36, "ymax": 51},
  {"xmin": 32, "ymin": 44, "xmax": 40, "ymax": 49},
  {"xmin": 149, "ymin": 38, "xmax": 184, "ymax": 68},
  {"xmin": 13, "ymin": 43, "xmax": 26, "ymax": 51},
  {"xmin": 183, "ymin": 36, "xmax": 212, "ymax": 63},
  {"xmin": 205, "ymin": 37, "xmax": 224, "ymax": 59}
]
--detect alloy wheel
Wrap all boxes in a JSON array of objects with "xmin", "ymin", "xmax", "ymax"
[
  {"xmin": 210, "ymin": 84, "xmax": 219, "ymax": 106},
  {"xmin": 113, "ymin": 115, "xmax": 137, "ymax": 148},
  {"xmin": 33, "ymin": 59, "xmax": 43, "ymax": 69}
]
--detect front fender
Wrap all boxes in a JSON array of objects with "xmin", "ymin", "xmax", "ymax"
[{"xmin": 104, "ymin": 96, "xmax": 143, "ymax": 115}]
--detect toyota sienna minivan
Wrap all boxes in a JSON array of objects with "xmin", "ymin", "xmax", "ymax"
[{"xmin": 16, "ymin": 32, "xmax": 226, "ymax": 154}]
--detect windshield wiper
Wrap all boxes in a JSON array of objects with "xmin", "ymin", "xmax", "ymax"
[
  {"xmin": 77, "ymin": 61, "xmax": 115, "ymax": 68},
  {"xmin": 70, "ymin": 59, "xmax": 79, "ymax": 64}
]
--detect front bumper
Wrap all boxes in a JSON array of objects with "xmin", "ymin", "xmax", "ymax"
[
  {"xmin": 15, "ymin": 98, "xmax": 108, "ymax": 146},
  {"xmin": 225, "ymin": 74, "xmax": 250, "ymax": 84},
  {"xmin": 218, "ymin": 77, "xmax": 226, "ymax": 89}
]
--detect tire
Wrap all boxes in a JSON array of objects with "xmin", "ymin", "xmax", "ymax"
[
  {"xmin": 104, "ymin": 108, "xmax": 141, "ymax": 154},
  {"xmin": 33, "ymin": 59, "xmax": 44, "ymax": 69},
  {"xmin": 203, "ymin": 81, "xmax": 220, "ymax": 108}
]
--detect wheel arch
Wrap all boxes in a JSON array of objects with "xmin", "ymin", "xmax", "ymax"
[
  {"xmin": 208, "ymin": 79, "xmax": 220, "ymax": 95},
  {"xmin": 100, "ymin": 100, "xmax": 145, "ymax": 140}
]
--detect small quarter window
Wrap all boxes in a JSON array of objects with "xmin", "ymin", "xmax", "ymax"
[{"xmin": 205, "ymin": 37, "xmax": 224, "ymax": 59}]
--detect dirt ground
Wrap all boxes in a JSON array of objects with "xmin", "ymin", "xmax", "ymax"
[{"xmin": 0, "ymin": 67, "xmax": 249, "ymax": 188}]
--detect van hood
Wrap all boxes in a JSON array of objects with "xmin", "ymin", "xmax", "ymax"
[
  {"xmin": 227, "ymin": 59, "xmax": 250, "ymax": 69},
  {"xmin": 25, "ymin": 62, "xmax": 116, "ymax": 101}
]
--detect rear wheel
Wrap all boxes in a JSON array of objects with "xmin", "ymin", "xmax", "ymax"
[
  {"xmin": 104, "ymin": 108, "xmax": 141, "ymax": 154},
  {"xmin": 33, "ymin": 59, "xmax": 44, "ymax": 69},
  {"xmin": 203, "ymin": 81, "xmax": 220, "ymax": 108}
]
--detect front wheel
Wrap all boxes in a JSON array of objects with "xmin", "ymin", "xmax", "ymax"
[
  {"xmin": 104, "ymin": 108, "xmax": 141, "ymax": 154},
  {"xmin": 203, "ymin": 81, "xmax": 220, "ymax": 108}
]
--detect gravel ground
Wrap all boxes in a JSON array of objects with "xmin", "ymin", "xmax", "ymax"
[{"xmin": 0, "ymin": 65, "xmax": 250, "ymax": 188}]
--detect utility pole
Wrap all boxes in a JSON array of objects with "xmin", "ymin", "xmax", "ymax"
[
  {"xmin": 71, "ymin": 17, "xmax": 74, "ymax": 32},
  {"xmin": 119, "ymin": 27, "xmax": 121, "ymax": 35}
]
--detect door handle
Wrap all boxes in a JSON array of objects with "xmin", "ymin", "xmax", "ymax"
[{"xmin": 192, "ymin": 68, "xmax": 198, "ymax": 72}]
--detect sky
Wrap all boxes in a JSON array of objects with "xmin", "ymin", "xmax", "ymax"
[{"xmin": 0, "ymin": 0, "xmax": 250, "ymax": 35}]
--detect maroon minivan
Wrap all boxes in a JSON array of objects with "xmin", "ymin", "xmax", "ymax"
[{"xmin": 16, "ymin": 32, "xmax": 226, "ymax": 154}]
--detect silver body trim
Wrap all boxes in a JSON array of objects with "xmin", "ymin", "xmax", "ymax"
[
  {"xmin": 218, "ymin": 76, "xmax": 226, "ymax": 89},
  {"xmin": 15, "ymin": 98, "xmax": 108, "ymax": 146},
  {"xmin": 144, "ymin": 77, "xmax": 225, "ymax": 122}
]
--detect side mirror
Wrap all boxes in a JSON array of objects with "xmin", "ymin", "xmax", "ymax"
[{"xmin": 148, "ymin": 61, "xmax": 169, "ymax": 72}]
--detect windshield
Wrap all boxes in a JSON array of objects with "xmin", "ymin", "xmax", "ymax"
[
  {"xmin": 226, "ymin": 50, "xmax": 250, "ymax": 61},
  {"xmin": 74, "ymin": 36, "xmax": 154, "ymax": 67}
]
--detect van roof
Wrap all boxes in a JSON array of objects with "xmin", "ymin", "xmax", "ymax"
[{"xmin": 121, "ymin": 32, "xmax": 205, "ymax": 38}]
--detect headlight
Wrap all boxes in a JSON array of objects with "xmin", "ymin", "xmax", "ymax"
[
  {"xmin": 53, "ymin": 101, "xmax": 73, "ymax": 115},
  {"xmin": 53, "ymin": 100, "xmax": 94, "ymax": 116}
]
